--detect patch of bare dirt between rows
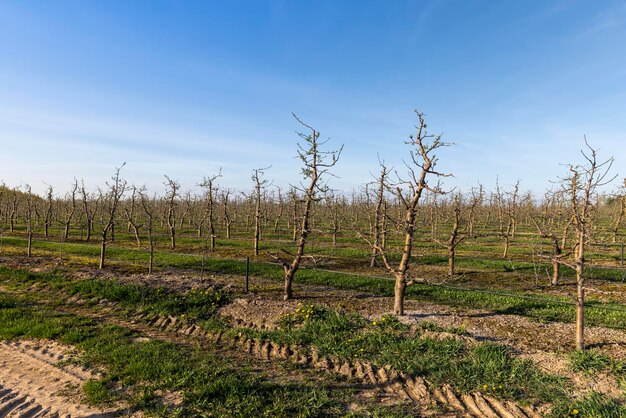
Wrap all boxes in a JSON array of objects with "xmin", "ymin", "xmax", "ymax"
[
  {"xmin": 0, "ymin": 340, "xmax": 128, "ymax": 417},
  {"xmin": 210, "ymin": 271, "xmax": 626, "ymax": 360}
]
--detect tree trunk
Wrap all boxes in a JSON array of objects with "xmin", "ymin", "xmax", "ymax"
[
  {"xmin": 148, "ymin": 238, "xmax": 154, "ymax": 274},
  {"xmin": 448, "ymin": 246, "xmax": 455, "ymax": 276},
  {"xmin": 284, "ymin": 201, "xmax": 310, "ymax": 300},
  {"xmin": 284, "ymin": 268, "xmax": 294, "ymax": 300},
  {"xmin": 132, "ymin": 225, "xmax": 141, "ymax": 247},
  {"xmin": 99, "ymin": 231, "xmax": 107, "ymax": 269},
  {"xmin": 27, "ymin": 232, "xmax": 32, "ymax": 258},
  {"xmin": 575, "ymin": 232, "xmax": 585, "ymax": 350},
  {"xmin": 393, "ymin": 275, "xmax": 406, "ymax": 315},
  {"xmin": 254, "ymin": 221, "xmax": 260, "ymax": 256},
  {"xmin": 502, "ymin": 235, "xmax": 509, "ymax": 258},
  {"xmin": 551, "ymin": 259, "xmax": 560, "ymax": 286},
  {"xmin": 548, "ymin": 237, "xmax": 561, "ymax": 285},
  {"xmin": 86, "ymin": 219, "xmax": 92, "ymax": 241}
]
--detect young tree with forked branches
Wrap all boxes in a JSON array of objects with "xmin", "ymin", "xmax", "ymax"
[
  {"xmin": 531, "ymin": 189, "xmax": 572, "ymax": 286},
  {"xmin": 250, "ymin": 166, "xmax": 271, "ymax": 256},
  {"xmin": 199, "ymin": 169, "xmax": 222, "ymax": 252},
  {"xmin": 273, "ymin": 114, "xmax": 343, "ymax": 300},
  {"xmin": 99, "ymin": 164, "xmax": 127, "ymax": 269},
  {"xmin": 564, "ymin": 140, "xmax": 616, "ymax": 350},
  {"xmin": 362, "ymin": 111, "xmax": 451, "ymax": 315},
  {"xmin": 139, "ymin": 187, "xmax": 156, "ymax": 275},
  {"xmin": 432, "ymin": 193, "xmax": 469, "ymax": 277}
]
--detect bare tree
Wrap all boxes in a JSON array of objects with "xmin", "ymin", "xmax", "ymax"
[
  {"xmin": 273, "ymin": 114, "xmax": 342, "ymax": 300},
  {"xmin": 289, "ymin": 187, "xmax": 300, "ymax": 242},
  {"xmin": 199, "ymin": 169, "xmax": 222, "ymax": 252},
  {"xmin": 164, "ymin": 175, "xmax": 180, "ymax": 249},
  {"xmin": 178, "ymin": 191, "xmax": 193, "ymax": 229},
  {"xmin": 370, "ymin": 160, "xmax": 391, "ymax": 267},
  {"xmin": 433, "ymin": 194, "xmax": 468, "ymax": 276},
  {"xmin": 494, "ymin": 179, "xmax": 520, "ymax": 258},
  {"xmin": 564, "ymin": 140, "xmax": 615, "ymax": 350},
  {"xmin": 221, "ymin": 189, "xmax": 235, "ymax": 239},
  {"xmin": 531, "ymin": 189, "xmax": 571, "ymax": 286},
  {"xmin": 42, "ymin": 184, "xmax": 54, "ymax": 239},
  {"xmin": 25, "ymin": 185, "xmax": 34, "ymax": 257},
  {"xmin": 363, "ymin": 111, "xmax": 450, "ymax": 315},
  {"xmin": 251, "ymin": 167, "xmax": 271, "ymax": 256},
  {"xmin": 139, "ymin": 188, "xmax": 156, "ymax": 274},
  {"xmin": 99, "ymin": 164, "xmax": 127, "ymax": 269},
  {"xmin": 80, "ymin": 180, "xmax": 99, "ymax": 242},
  {"xmin": 273, "ymin": 187, "xmax": 285, "ymax": 235},
  {"xmin": 123, "ymin": 186, "xmax": 142, "ymax": 247},
  {"xmin": 466, "ymin": 184, "xmax": 484, "ymax": 237},
  {"xmin": 9, "ymin": 186, "xmax": 19, "ymax": 233},
  {"xmin": 60, "ymin": 179, "xmax": 78, "ymax": 240},
  {"xmin": 329, "ymin": 194, "xmax": 345, "ymax": 248}
]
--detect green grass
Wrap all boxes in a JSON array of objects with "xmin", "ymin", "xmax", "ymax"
[
  {"xmin": 0, "ymin": 266, "xmax": 228, "ymax": 321},
  {"xmin": 551, "ymin": 392, "xmax": 626, "ymax": 418},
  {"xmin": 567, "ymin": 348, "xmax": 625, "ymax": 389},
  {"xmin": 83, "ymin": 379, "xmax": 115, "ymax": 405},
  {"xmin": 568, "ymin": 349, "xmax": 614, "ymax": 374},
  {"xmin": 232, "ymin": 304, "xmax": 626, "ymax": 416}
]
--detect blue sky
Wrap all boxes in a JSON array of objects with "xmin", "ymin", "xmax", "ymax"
[{"xmin": 1, "ymin": 0, "xmax": 625, "ymax": 195}]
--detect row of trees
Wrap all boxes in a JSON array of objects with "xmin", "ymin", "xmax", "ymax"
[{"xmin": 1, "ymin": 112, "xmax": 623, "ymax": 350}]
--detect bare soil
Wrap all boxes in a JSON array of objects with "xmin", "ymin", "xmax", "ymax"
[{"xmin": 0, "ymin": 339, "xmax": 127, "ymax": 417}]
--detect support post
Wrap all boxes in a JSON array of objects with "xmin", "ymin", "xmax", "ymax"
[{"xmin": 245, "ymin": 257, "xmax": 250, "ymax": 293}]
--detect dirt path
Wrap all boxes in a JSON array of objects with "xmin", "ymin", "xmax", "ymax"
[{"xmin": 0, "ymin": 340, "xmax": 123, "ymax": 417}]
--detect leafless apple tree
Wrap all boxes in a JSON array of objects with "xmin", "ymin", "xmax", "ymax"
[{"xmin": 273, "ymin": 114, "xmax": 342, "ymax": 300}]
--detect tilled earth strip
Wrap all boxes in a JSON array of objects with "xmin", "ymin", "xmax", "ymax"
[{"xmin": 0, "ymin": 340, "xmax": 124, "ymax": 417}]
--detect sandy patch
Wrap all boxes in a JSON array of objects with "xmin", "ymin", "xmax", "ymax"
[{"xmin": 0, "ymin": 339, "xmax": 125, "ymax": 417}]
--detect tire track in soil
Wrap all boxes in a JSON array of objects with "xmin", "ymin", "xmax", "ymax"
[{"xmin": 0, "ymin": 340, "xmax": 124, "ymax": 417}]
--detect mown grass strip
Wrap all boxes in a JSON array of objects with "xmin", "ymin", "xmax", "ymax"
[{"xmin": 0, "ymin": 265, "xmax": 228, "ymax": 321}]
